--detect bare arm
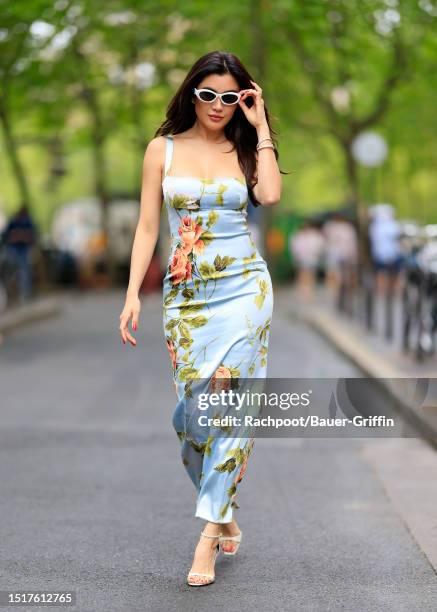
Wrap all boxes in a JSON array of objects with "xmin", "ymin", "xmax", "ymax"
[
  {"xmin": 252, "ymin": 121, "xmax": 282, "ymax": 207},
  {"xmin": 119, "ymin": 136, "xmax": 165, "ymax": 346}
]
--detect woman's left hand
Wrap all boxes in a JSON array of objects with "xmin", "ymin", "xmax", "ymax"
[{"xmin": 238, "ymin": 80, "xmax": 267, "ymax": 129}]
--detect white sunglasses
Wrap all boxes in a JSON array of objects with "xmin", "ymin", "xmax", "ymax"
[{"xmin": 193, "ymin": 87, "xmax": 241, "ymax": 105}]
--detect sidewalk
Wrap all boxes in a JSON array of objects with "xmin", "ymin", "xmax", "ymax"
[
  {"xmin": 0, "ymin": 293, "xmax": 63, "ymax": 337},
  {"xmin": 283, "ymin": 283, "xmax": 437, "ymax": 448}
]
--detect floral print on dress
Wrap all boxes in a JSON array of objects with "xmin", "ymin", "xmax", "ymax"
[{"xmin": 161, "ymin": 135, "xmax": 274, "ymax": 523}]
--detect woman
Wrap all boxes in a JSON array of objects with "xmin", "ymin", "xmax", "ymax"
[{"xmin": 119, "ymin": 50, "xmax": 282, "ymax": 587}]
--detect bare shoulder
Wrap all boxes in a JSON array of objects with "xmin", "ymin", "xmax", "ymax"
[
  {"xmin": 143, "ymin": 136, "xmax": 167, "ymax": 174},
  {"xmin": 145, "ymin": 135, "xmax": 167, "ymax": 157},
  {"xmin": 172, "ymin": 130, "xmax": 191, "ymax": 140}
]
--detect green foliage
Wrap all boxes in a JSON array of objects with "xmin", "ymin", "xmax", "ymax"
[{"xmin": 0, "ymin": 0, "xmax": 435, "ymax": 227}]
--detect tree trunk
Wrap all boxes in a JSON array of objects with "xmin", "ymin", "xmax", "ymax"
[
  {"xmin": 82, "ymin": 86, "xmax": 117, "ymax": 284},
  {"xmin": 343, "ymin": 142, "xmax": 370, "ymax": 270},
  {"xmin": 0, "ymin": 98, "xmax": 32, "ymax": 211}
]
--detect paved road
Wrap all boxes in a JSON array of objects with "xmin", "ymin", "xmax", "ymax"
[{"xmin": 0, "ymin": 287, "xmax": 436, "ymax": 611}]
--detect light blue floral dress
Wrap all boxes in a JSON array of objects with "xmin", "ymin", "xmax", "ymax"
[{"xmin": 161, "ymin": 135, "xmax": 274, "ymax": 523}]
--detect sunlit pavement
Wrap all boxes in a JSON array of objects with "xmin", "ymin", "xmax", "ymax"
[{"xmin": 0, "ymin": 286, "xmax": 436, "ymax": 611}]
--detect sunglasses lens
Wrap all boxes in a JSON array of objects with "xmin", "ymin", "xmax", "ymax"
[
  {"xmin": 222, "ymin": 93, "xmax": 239, "ymax": 104},
  {"xmin": 198, "ymin": 90, "xmax": 216, "ymax": 102}
]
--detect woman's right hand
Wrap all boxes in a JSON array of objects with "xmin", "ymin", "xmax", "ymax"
[{"xmin": 119, "ymin": 293, "xmax": 141, "ymax": 346}]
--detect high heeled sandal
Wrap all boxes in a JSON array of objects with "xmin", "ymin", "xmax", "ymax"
[
  {"xmin": 186, "ymin": 530, "xmax": 222, "ymax": 587},
  {"xmin": 219, "ymin": 530, "xmax": 242, "ymax": 555}
]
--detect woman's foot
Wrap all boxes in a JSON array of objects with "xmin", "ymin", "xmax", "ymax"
[
  {"xmin": 219, "ymin": 518, "xmax": 241, "ymax": 554},
  {"xmin": 187, "ymin": 523, "xmax": 222, "ymax": 586}
]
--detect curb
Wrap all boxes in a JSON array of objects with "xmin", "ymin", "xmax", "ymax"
[
  {"xmin": 289, "ymin": 304, "xmax": 437, "ymax": 451},
  {"xmin": 0, "ymin": 295, "xmax": 63, "ymax": 335}
]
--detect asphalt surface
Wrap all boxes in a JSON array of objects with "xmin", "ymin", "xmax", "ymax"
[{"xmin": 0, "ymin": 286, "xmax": 436, "ymax": 611}]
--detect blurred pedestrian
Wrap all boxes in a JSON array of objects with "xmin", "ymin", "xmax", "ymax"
[
  {"xmin": 322, "ymin": 212, "xmax": 358, "ymax": 298},
  {"xmin": 368, "ymin": 204, "xmax": 403, "ymax": 294},
  {"xmin": 2, "ymin": 204, "xmax": 37, "ymax": 304},
  {"xmin": 289, "ymin": 220, "xmax": 325, "ymax": 302}
]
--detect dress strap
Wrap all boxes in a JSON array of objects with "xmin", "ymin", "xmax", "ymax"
[{"xmin": 164, "ymin": 135, "xmax": 174, "ymax": 177}]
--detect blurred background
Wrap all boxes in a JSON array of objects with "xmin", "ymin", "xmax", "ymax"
[
  {"xmin": 0, "ymin": 0, "xmax": 435, "ymax": 288},
  {"xmin": 1, "ymin": 0, "xmax": 436, "ymax": 364},
  {"xmin": 1, "ymin": 2, "xmax": 437, "ymax": 608}
]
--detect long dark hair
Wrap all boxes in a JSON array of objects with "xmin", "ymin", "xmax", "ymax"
[{"xmin": 154, "ymin": 50, "xmax": 286, "ymax": 207}]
